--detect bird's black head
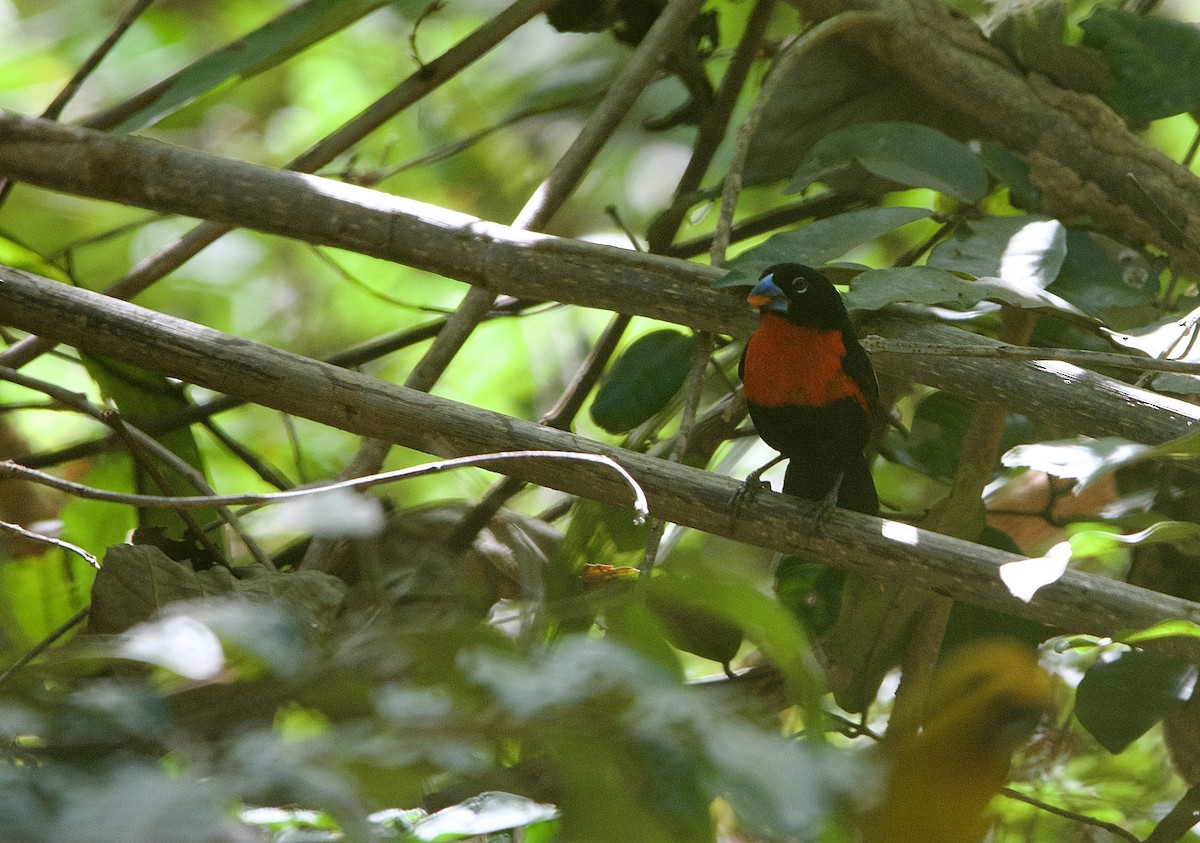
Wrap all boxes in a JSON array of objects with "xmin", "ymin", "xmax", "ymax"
[{"xmin": 746, "ymin": 263, "xmax": 851, "ymax": 329}]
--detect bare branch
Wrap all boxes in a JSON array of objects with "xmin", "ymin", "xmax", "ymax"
[
  {"xmin": 2, "ymin": 266, "xmax": 1199, "ymax": 647},
  {"xmin": 1, "ymin": 450, "xmax": 648, "ymax": 520}
]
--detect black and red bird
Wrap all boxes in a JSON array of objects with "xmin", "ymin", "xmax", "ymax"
[{"xmin": 739, "ymin": 263, "xmax": 880, "ymax": 516}]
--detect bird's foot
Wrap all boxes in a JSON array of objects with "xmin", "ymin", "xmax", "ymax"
[
  {"xmin": 732, "ymin": 456, "xmax": 784, "ymax": 517},
  {"xmin": 807, "ymin": 472, "xmax": 845, "ymax": 534}
]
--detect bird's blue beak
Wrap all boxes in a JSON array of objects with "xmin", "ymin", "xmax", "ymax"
[{"xmin": 747, "ymin": 274, "xmax": 787, "ymax": 314}]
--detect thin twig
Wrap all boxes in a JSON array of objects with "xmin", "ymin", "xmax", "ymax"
[
  {"xmin": 999, "ymin": 787, "xmax": 1141, "ymax": 843},
  {"xmin": 2, "ymin": 450, "xmax": 650, "ymax": 520},
  {"xmin": 0, "ymin": 520, "xmax": 98, "ymax": 568},
  {"xmin": 0, "ymin": 606, "xmax": 90, "ymax": 689},
  {"xmin": 645, "ymin": 0, "xmax": 776, "ymax": 252}
]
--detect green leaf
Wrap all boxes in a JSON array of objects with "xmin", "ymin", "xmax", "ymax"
[
  {"xmin": 590, "ymin": 329, "xmax": 695, "ymax": 433},
  {"xmin": 998, "ymin": 542, "xmax": 1070, "ymax": 602},
  {"xmin": 714, "ymin": 206, "xmax": 931, "ymax": 288},
  {"xmin": 0, "ymin": 234, "xmax": 71, "ymax": 282},
  {"xmin": 844, "ymin": 265, "xmax": 1092, "ymax": 322},
  {"xmin": 773, "ymin": 556, "xmax": 844, "ymax": 637},
  {"xmin": 649, "ymin": 560, "xmax": 823, "ymax": 717},
  {"xmin": 1080, "ymin": 6, "xmax": 1200, "ymax": 123},
  {"xmin": 1068, "ymin": 521, "xmax": 1200, "ymax": 560},
  {"xmin": 786, "ymin": 121, "xmax": 988, "ymax": 203},
  {"xmin": 742, "ymin": 40, "xmax": 963, "ymax": 188},
  {"xmin": 928, "ymin": 215, "xmax": 1066, "ymax": 287},
  {"xmin": 1076, "ymin": 649, "xmax": 1197, "ymax": 753},
  {"xmin": 549, "ymin": 499, "xmax": 649, "ymax": 628},
  {"xmin": 108, "ymin": 0, "xmax": 397, "ymax": 133},
  {"xmin": 1125, "ymin": 620, "xmax": 1200, "ymax": 645}
]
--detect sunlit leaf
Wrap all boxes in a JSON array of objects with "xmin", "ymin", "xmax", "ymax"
[
  {"xmin": 1069, "ymin": 521, "xmax": 1200, "ymax": 559},
  {"xmin": 1124, "ymin": 620, "xmax": 1200, "ymax": 645},
  {"xmin": 411, "ymin": 792, "xmax": 558, "ymax": 841},
  {"xmin": 929, "ymin": 216, "xmax": 1066, "ymax": 287},
  {"xmin": 257, "ymin": 488, "xmax": 386, "ymax": 539},
  {"xmin": 119, "ymin": 614, "xmax": 226, "ymax": 680},
  {"xmin": 1104, "ymin": 304, "xmax": 1200, "ymax": 359},
  {"xmin": 998, "ymin": 542, "xmax": 1070, "ymax": 603},
  {"xmin": 1000, "ymin": 437, "xmax": 1150, "ymax": 488},
  {"xmin": 786, "ymin": 121, "xmax": 988, "ymax": 202},
  {"xmin": 845, "ymin": 265, "xmax": 1092, "ymax": 322}
]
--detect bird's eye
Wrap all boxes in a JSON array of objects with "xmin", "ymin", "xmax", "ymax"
[{"xmin": 793, "ymin": 279, "xmax": 809, "ymax": 294}]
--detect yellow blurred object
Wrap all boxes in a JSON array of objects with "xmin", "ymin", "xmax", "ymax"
[{"xmin": 859, "ymin": 640, "xmax": 1054, "ymax": 843}]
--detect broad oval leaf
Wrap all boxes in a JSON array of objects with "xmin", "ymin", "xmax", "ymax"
[
  {"xmin": 786, "ymin": 121, "xmax": 988, "ymax": 203},
  {"xmin": 590, "ymin": 329, "xmax": 694, "ymax": 433},
  {"xmin": 1076, "ymin": 649, "xmax": 1198, "ymax": 753}
]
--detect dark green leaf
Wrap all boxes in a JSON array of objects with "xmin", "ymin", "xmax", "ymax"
[
  {"xmin": 591, "ymin": 329, "xmax": 695, "ymax": 433},
  {"xmin": 646, "ymin": 569, "xmax": 744, "ymax": 667},
  {"xmin": 773, "ymin": 556, "xmax": 844, "ymax": 637},
  {"xmin": 55, "ymin": 763, "xmax": 233, "ymax": 843},
  {"xmin": 1076, "ymin": 649, "xmax": 1197, "ymax": 753},
  {"xmin": 90, "ymin": 545, "xmax": 346, "ymax": 635},
  {"xmin": 989, "ymin": 4, "xmax": 1112, "ymax": 99},
  {"xmin": 714, "ymin": 207, "xmax": 931, "ymax": 288},
  {"xmin": 1080, "ymin": 7, "xmax": 1200, "ymax": 123},
  {"xmin": 786, "ymin": 121, "xmax": 988, "ymax": 203},
  {"xmin": 648, "ymin": 560, "xmax": 821, "ymax": 714},
  {"xmin": 1049, "ymin": 229, "xmax": 1158, "ymax": 316}
]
